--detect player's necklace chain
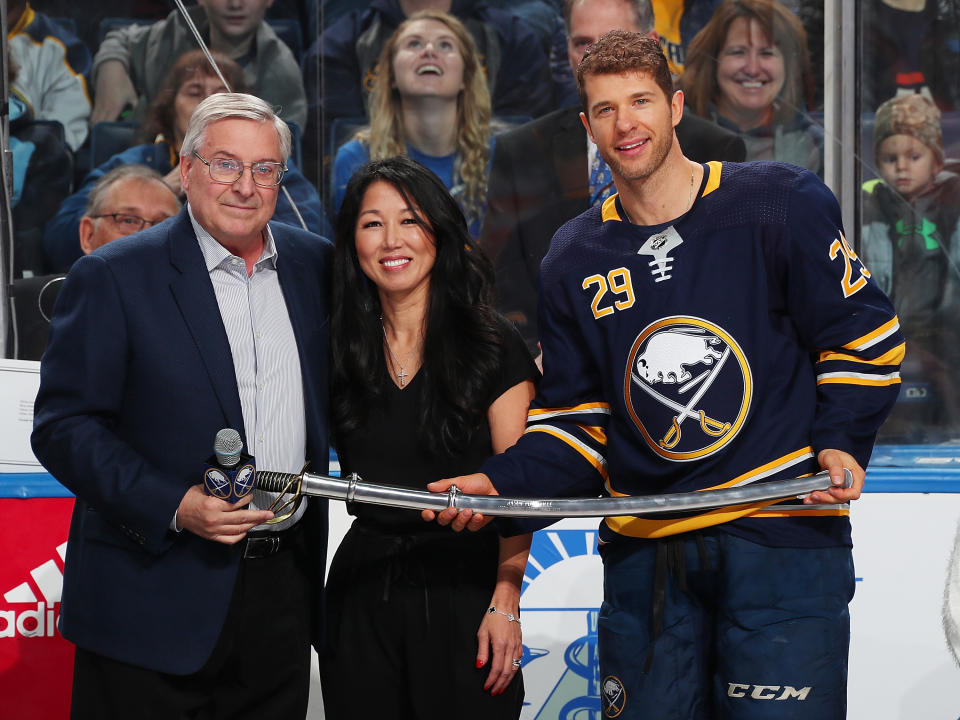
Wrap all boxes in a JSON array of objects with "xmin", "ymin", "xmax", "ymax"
[{"xmin": 381, "ymin": 318, "xmax": 419, "ymax": 388}]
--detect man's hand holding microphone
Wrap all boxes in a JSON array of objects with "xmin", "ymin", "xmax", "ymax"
[{"xmin": 175, "ymin": 429, "xmax": 272, "ymax": 544}]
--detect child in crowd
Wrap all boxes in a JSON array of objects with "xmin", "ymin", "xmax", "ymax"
[{"xmin": 861, "ymin": 93, "xmax": 960, "ymax": 442}]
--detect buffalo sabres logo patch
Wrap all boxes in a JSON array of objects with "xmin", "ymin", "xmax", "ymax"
[
  {"xmin": 623, "ymin": 317, "xmax": 752, "ymax": 461},
  {"xmin": 601, "ymin": 675, "xmax": 626, "ymax": 717}
]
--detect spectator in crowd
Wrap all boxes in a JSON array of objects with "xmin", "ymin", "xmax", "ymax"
[
  {"xmin": 863, "ymin": 0, "xmax": 960, "ymax": 112},
  {"xmin": 485, "ymin": 0, "xmax": 578, "ymax": 108},
  {"xmin": 861, "ymin": 93, "xmax": 960, "ymax": 441},
  {"xmin": 25, "ymin": 0, "xmax": 169, "ymax": 53},
  {"xmin": 78, "ymin": 165, "xmax": 181, "ymax": 256},
  {"xmin": 7, "ymin": 50, "xmax": 72, "ymax": 277},
  {"xmin": 301, "ymin": 0, "xmax": 556, "ymax": 185},
  {"xmin": 482, "ymin": 0, "xmax": 746, "ymax": 356},
  {"xmin": 318, "ymin": 0, "xmax": 356, "ymax": 31},
  {"xmin": 7, "ymin": 0, "xmax": 91, "ymax": 151},
  {"xmin": 681, "ymin": 0, "xmax": 823, "ymax": 174},
  {"xmin": 321, "ymin": 156, "xmax": 535, "ymax": 718},
  {"xmin": 44, "ymin": 49, "xmax": 326, "ymax": 272},
  {"xmin": 650, "ymin": 0, "xmax": 721, "ymax": 75},
  {"xmin": 90, "ymin": 0, "xmax": 306, "ymax": 130},
  {"xmin": 332, "ymin": 10, "xmax": 493, "ymax": 239},
  {"xmin": 267, "ymin": 0, "xmax": 317, "ymax": 45},
  {"xmin": 31, "ymin": 92, "xmax": 332, "ymax": 719}
]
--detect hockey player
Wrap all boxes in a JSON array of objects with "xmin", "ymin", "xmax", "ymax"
[{"xmin": 426, "ymin": 30, "xmax": 904, "ymax": 719}]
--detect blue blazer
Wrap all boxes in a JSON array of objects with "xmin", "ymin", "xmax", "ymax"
[{"xmin": 31, "ymin": 207, "xmax": 332, "ymax": 675}]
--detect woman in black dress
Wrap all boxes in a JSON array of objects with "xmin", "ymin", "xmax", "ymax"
[{"xmin": 320, "ymin": 156, "xmax": 537, "ymax": 719}]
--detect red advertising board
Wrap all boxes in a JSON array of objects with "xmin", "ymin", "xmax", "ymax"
[{"xmin": 0, "ymin": 496, "xmax": 75, "ymax": 719}]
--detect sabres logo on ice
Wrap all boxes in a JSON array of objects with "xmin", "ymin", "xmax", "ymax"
[{"xmin": 623, "ymin": 316, "xmax": 752, "ymax": 461}]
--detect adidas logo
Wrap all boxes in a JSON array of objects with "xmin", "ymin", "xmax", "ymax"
[{"xmin": 0, "ymin": 542, "xmax": 66, "ymax": 638}]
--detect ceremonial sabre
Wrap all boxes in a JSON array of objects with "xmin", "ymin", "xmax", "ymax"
[{"xmin": 256, "ymin": 467, "xmax": 853, "ymax": 521}]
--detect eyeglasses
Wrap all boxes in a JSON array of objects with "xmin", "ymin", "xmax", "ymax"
[
  {"xmin": 89, "ymin": 213, "xmax": 168, "ymax": 232},
  {"xmin": 193, "ymin": 151, "xmax": 286, "ymax": 187}
]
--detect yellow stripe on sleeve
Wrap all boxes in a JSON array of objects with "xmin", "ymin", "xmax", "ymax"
[
  {"xmin": 818, "ymin": 342, "xmax": 905, "ymax": 366},
  {"xmin": 817, "ymin": 374, "xmax": 901, "ymax": 387},
  {"xmin": 580, "ymin": 425, "xmax": 608, "ymax": 446},
  {"xmin": 844, "ymin": 317, "xmax": 901, "ymax": 352},
  {"xmin": 527, "ymin": 402, "xmax": 611, "ymax": 418},
  {"xmin": 524, "ymin": 426, "xmax": 609, "ymax": 481}
]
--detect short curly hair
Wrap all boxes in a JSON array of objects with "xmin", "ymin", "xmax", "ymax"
[{"xmin": 577, "ymin": 30, "xmax": 674, "ymax": 113}]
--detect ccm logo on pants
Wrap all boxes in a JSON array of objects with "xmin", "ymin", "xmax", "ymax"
[{"xmin": 727, "ymin": 684, "xmax": 812, "ymax": 701}]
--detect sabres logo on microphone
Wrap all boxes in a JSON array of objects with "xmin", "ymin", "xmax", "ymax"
[
  {"xmin": 623, "ymin": 316, "xmax": 752, "ymax": 461},
  {"xmin": 233, "ymin": 464, "xmax": 256, "ymax": 497},
  {"xmin": 204, "ymin": 468, "xmax": 231, "ymax": 498}
]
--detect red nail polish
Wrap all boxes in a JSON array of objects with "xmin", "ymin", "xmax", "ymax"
[{"xmin": 476, "ymin": 659, "xmax": 484, "ymax": 668}]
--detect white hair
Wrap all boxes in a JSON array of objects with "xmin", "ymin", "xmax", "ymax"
[{"xmin": 179, "ymin": 92, "xmax": 291, "ymax": 163}]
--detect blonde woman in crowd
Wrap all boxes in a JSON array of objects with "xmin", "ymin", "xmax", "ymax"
[{"xmin": 332, "ymin": 9, "xmax": 493, "ymax": 238}]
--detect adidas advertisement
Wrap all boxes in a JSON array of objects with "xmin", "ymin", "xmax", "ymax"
[{"xmin": 0, "ymin": 496, "xmax": 74, "ymax": 719}]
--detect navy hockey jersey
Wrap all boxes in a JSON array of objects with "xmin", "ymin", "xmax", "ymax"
[{"xmin": 485, "ymin": 161, "xmax": 904, "ymax": 548}]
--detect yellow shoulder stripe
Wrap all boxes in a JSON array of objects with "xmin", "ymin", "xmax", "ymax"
[
  {"xmin": 703, "ymin": 161, "xmax": 722, "ymax": 196},
  {"xmin": 601, "ymin": 194, "xmax": 622, "ymax": 223}
]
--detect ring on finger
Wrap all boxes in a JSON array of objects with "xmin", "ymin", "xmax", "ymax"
[{"xmin": 512, "ymin": 658, "xmax": 521, "ymax": 668}]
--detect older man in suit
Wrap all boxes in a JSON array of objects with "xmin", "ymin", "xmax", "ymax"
[
  {"xmin": 32, "ymin": 93, "xmax": 332, "ymax": 719},
  {"xmin": 483, "ymin": 0, "xmax": 746, "ymax": 355}
]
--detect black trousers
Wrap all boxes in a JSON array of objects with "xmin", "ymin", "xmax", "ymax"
[
  {"xmin": 319, "ymin": 522, "xmax": 523, "ymax": 720},
  {"xmin": 70, "ymin": 533, "xmax": 313, "ymax": 720}
]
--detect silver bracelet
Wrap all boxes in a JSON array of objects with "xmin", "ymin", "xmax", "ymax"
[{"xmin": 488, "ymin": 605, "xmax": 521, "ymax": 625}]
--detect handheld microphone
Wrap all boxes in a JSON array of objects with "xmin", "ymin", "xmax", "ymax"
[{"xmin": 202, "ymin": 428, "xmax": 257, "ymax": 502}]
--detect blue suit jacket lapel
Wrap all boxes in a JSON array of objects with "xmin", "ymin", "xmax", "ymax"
[{"xmin": 166, "ymin": 210, "xmax": 247, "ymax": 440}]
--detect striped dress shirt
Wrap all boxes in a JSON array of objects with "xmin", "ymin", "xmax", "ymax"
[{"xmin": 190, "ymin": 206, "xmax": 307, "ymax": 531}]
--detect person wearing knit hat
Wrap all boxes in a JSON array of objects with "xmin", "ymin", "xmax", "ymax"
[
  {"xmin": 861, "ymin": 92, "xmax": 960, "ymax": 443},
  {"xmin": 873, "ymin": 93, "xmax": 944, "ymax": 202}
]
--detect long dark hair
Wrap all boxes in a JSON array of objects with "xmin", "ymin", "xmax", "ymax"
[{"xmin": 331, "ymin": 156, "xmax": 502, "ymax": 457}]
